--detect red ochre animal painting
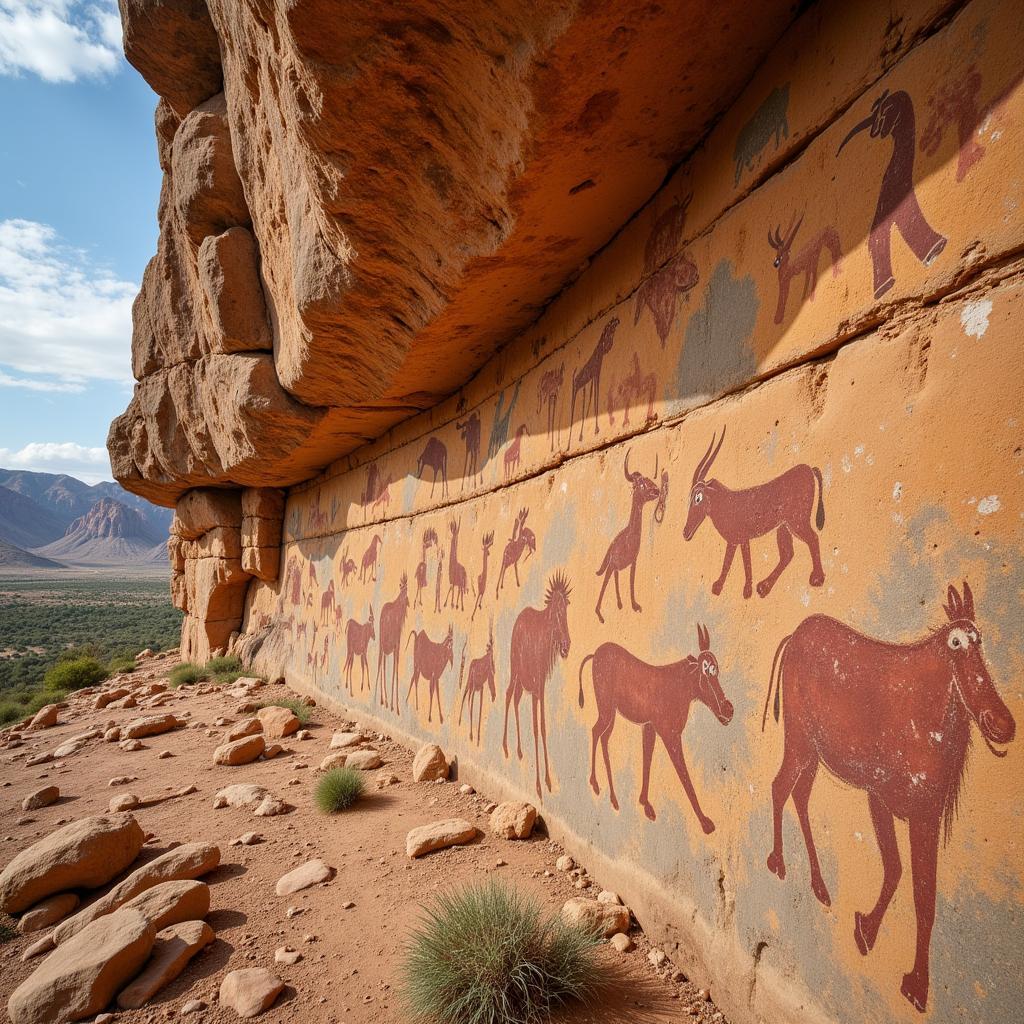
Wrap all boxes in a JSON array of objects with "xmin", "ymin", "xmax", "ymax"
[
  {"xmin": 319, "ymin": 578, "xmax": 336, "ymax": 626},
  {"xmin": 456, "ymin": 411, "xmax": 481, "ymax": 488},
  {"xmin": 414, "ymin": 527, "xmax": 438, "ymax": 608},
  {"xmin": 360, "ymin": 534, "xmax": 383, "ymax": 582},
  {"xmin": 471, "ymin": 531, "xmax": 494, "ymax": 621},
  {"xmin": 536, "ymin": 363, "xmax": 564, "ymax": 451},
  {"xmin": 683, "ymin": 428, "xmax": 825, "ymax": 598},
  {"xmin": 496, "ymin": 508, "xmax": 536, "ymax": 595},
  {"xmin": 768, "ymin": 214, "xmax": 842, "ymax": 323},
  {"xmin": 594, "ymin": 450, "xmax": 668, "ymax": 623},
  {"xmin": 837, "ymin": 89, "xmax": 947, "ymax": 300},
  {"xmin": 418, "ymin": 436, "xmax": 449, "ymax": 499},
  {"xmin": 445, "ymin": 520, "xmax": 469, "ymax": 611},
  {"xmin": 762, "ymin": 583, "xmax": 1015, "ymax": 1014},
  {"xmin": 570, "ymin": 317, "xmax": 617, "ymax": 442},
  {"xmin": 502, "ymin": 572, "xmax": 572, "ymax": 797},
  {"xmin": 374, "ymin": 574, "xmax": 409, "ymax": 714},
  {"xmin": 457, "ymin": 622, "xmax": 496, "ymax": 745},
  {"xmin": 343, "ymin": 607, "xmax": 374, "ymax": 695},
  {"xmin": 406, "ymin": 624, "xmax": 454, "ymax": 724},
  {"xmin": 579, "ymin": 624, "xmax": 733, "ymax": 831}
]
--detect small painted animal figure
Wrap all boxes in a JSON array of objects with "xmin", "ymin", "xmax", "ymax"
[
  {"xmin": 418, "ymin": 436, "xmax": 449, "ymax": 499},
  {"xmin": 339, "ymin": 549, "xmax": 357, "ymax": 587},
  {"xmin": 570, "ymin": 317, "xmax": 617, "ymax": 442},
  {"xmin": 405, "ymin": 625, "xmax": 454, "ymax": 723},
  {"xmin": 371, "ymin": 474, "xmax": 392, "ymax": 515},
  {"xmin": 536, "ymin": 363, "xmax": 564, "ymax": 450},
  {"xmin": 360, "ymin": 534, "xmax": 383, "ymax": 583},
  {"xmin": 503, "ymin": 424, "xmax": 527, "ymax": 480},
  {"xmin": 458, "ymin": 623, "xmax": 496, "ymax": 745},
  {"xmin": 502, "ymin": 572, "xmax": 572, "ymax": 797},
  {"xmin": 456, "ymin": 411, "xmax": 481, "ymax": 488},
  {"xmin": 319, "ymin": 579, "xmax": 336, "ymax": 626},
  {"xmin": 343, "ymin": 607, "xmax": 375, "ymax": 695},
  {"xmin": 762, "ymin": 583, "xmax": 1014, "ymax": 1014},
  {"xmin": 594, "ymin": 450, "xmax": 668, "ymax": 623},
  {"xmin": 768, "ymin": 214, "xmax": 842, "ymax": 323},
  {"xmin": 414, "ymin": 527, "xmax": 438, "ymax": 608},
  {"xmin": 445, "ymin": 520, "xmax": 468, "ymax": 611},
  {"xmin": 580, "ymin": 624, "xmax": 732, "ymax": 829},
  {"xmin": 608, "ymin": 353, "xmax": 657, "ymax": 428},
  {"xmin": 495, "ymin": 508, "xmax": 536, "ymax": 595},
  {"xmin": 683, "ymin": 427, "xmax": 825, "ymax": 599},
  {"xmin": 374, "ymin": 574, "xmax": 408, "ymax": 714},
  {"xmin": 471, "ymin": 531, "xmax": 494, "ymax": 621}
]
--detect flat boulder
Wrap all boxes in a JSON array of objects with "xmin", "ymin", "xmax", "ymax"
[
  {"xmin": 214, "ymin": 735, "xmax": 265, "ymax": 765},
  {"xmin": 117, "ymin": 920, "xmax": 214, "ymax": 1009},
  {"xmin": 225, "ymin": 718, "xmax": 263, "ymax": 742},
  {"xmin": 406, "ymin": 819, "xmax": 476, "ymax": 858},
  {"xmin": 18, "ymin": 893, "xmax": 80, "ymax": 934},
  {"xmin": 54, "ymin": 842, "xmax": 219, "ymax": 944},
  {"xmin": 122, "ymin": 714, "xmax": 183, "ymax": 739},
  {"xmin": 411, "ymin": 743, "xmax": 448, "ymax": 782},
  {"xmin": 318, "ymin": 752, "xmax": 348, "ymax": 771},
  {"xmin": 121, "ymin": 879, "xmax": 210, "ymax": 932},
  {"xmin": 560, "ymin": 898, "xmax": 630, "ymax": 938},
  {"xmin": 344, "ymin": 748, "xmax": 382, "ymax": 770},
  {"xmin": 275, "ymin": 858, "xmax": 333, "ymax": 896},
  {"xmin": 0, "ymin": 814, "xmax": 145, "ymax": 914},
  {"xmin": 256, "ymin": 706, "xmax": 299, "ymax": 739},
  {"xmin": 22, "ymin": 786, "xmax": 60, "ymax": 812},
  {"xmin": 213, "ymin": 784, "xmax": 289, "ymax": 817},
  {"xmin": 29, "ymin": 705, "xmax": 58, "ymax": 730},
  {"xmin": 220, "ymin": 968, "xmax": 283, "ymax": 1018},
  {"xmin": 328, "ymin": 732, "xmax": 362, "ymax": 749},
  {"xmin": 489, "ymin": 801, "xmax": 538, "ymax": 840},
  {"xmin": 94, "ymin": 688, "xmax": 130, "ymax": 710},
  {"xmin": 7, "ymin": 908, "xmax": 155, "ymax": 1024}
]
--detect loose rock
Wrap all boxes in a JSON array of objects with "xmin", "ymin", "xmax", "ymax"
[
  {"xmin": 275, "ymin": 858, "xmax": 333, "ymax": 895},
  {"xmin": 225, "ymin": 719, "xmax": 263, "ymax": 742},
  {"xmin": 328, "ymin": 732, "xmax": 362, "ymax": 749},
  {"xmin": 214, "ymin": 735, "xmax": 265, "ymax": 766},
  {"xmin": 255, "ymin": 706, "xmax": 299, "ymax": 739},
  {"xmin": 343, "ymin": 749, "xmax": 382, "ymax": 770},
  {"xmin": 116, "ymin": 920, "xmax": 214, "ymax": 1009},
  {"xmin": 609, "ymin": 932, "xmax": 634, "ymax": 952},
  {"xmin": 21, "ymin": 786, "xmax": 59, "ymax": 811},
  {"xmin": 406, "ymin": 819, "xmax": 476, "ymax": 858},
  {"xmin": 489, "ymin": 801, "xmax": 537, "ymax": 840},
  {"xmin": 213, "ymin": 784, "xmax": 288, "ymax": 816},
  {"xmin": 411, "ymin": 743, "xmax": 448, "ymax": 782},
  {"xmin": 120, "ymin": 880, "xmax": 210, "ymax": 933},
  {"xmin": 219, "ymin": 968, "xmax": 283, "ymax": 1018},
  {"xmin": 560, "ymin": 898, "xmax": 630, "ymax": 938},
  {"xmin": 122, "ymin": 714, "xmax": 184, "ymax": 739},
  {"xmin": 29, "ymin": 705, "xmax": 58, "ymax": 730},
  {"xmin": 17, "ymin": 893, "xmax": 80, "ymax": 933}
]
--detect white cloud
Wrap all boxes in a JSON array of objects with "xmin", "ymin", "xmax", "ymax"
[
  {"xmin": 0, "ymin": 0, "xmax": 123, "ymax": 82},
  {"xmin": 0, "ymin": 441, "xmax": 112, "ymax": 483},
  {"xmin": 0, "ymin": 218, "xmax": 137, "ymax": 389}
]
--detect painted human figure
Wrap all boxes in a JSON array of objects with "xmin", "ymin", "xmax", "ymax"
[{"xmin": 838, "ymin": 90, "xmax": 946, "ymax": 299}]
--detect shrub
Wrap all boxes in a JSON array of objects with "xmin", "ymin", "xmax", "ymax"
[
  {"xmin": 43, "ymin": 656, "xmax": 107, "ymax": 693},
  {"xmin": 169, "ymin": 662, "xmax": 207, "ymax": 688},
  {"xmin": 0, "ymin": 702, "xmax": 23, "ymax": 726},
  {"xmin": 107, "ymin": 655, "xmax": 137, "ymax": 675},
  {"xmin": 403, "ymin": 880, "xmax": 601, "ymax": 1024},
  {"xmin": 314, "ymin": 767, "xmax": 365, "ymax": 813},
  {"xmin": 257, "ymin": 697, "xmax": 311, "ymax": 725},
  {"xmin": 206, "ymin": 654, "xmax": 244, "ymax": 686}
]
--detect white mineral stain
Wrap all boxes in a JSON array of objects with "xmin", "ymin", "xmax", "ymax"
[
  {"xmin": 892, "ymin": 481, "xmax": 903, "ymax": 501},
  {"xmin": 978, "ymin": 495, "xmax": 1001, "ymax": 515},
  {"xmin": 960, "ymin": 298, "xmax": 993, "ymax": 338}
]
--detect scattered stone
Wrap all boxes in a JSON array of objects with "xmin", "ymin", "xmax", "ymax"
[
  {"xmin": 489, "ymin": 801, "xmax": 537, "ymax": 840},
  {"xmin": 94, "ymin": 689, "xmax": 130, "ymax": 710},
  {"xmin": 406, "ymin": 819, "xmax": 476, "ymax": 858},
  {"xmin": 597, "ymin": 890, "xmax": 622, "ymax": 905},
  {"xmin": 274, "ymin": 946, "xmax": 301, "ymax": 965},
  {"xmin": 109, "ymin": 794, "xmax": 141, "ymax": 813},
  {"xmin": 180, "ymin": 1000, "xmax": 205, "ymax": 1014},
  {"xmin": 231, "ymin": 832, "xmax": 262, "ymax": 846},
  {"xmin": 459, "ymin": 784, "xmax": 475, "ymax": 795},
  {"xmin": 275, "ymin": 858, "xmax": 333, "ymax": 896},
  {"xmin": 296, "ymin": 730, "xmax": 312, "ymax": 740},
  {"xmin": 54, "ymin": 842, "xmax": 219, "ymax": 944},
  {"xmin": 225, "ymin": 719, "xmax": 263, "ymax": 742},
  {"xmin": 219, "ymin": 968, "xmax": 283, "ymax": 1018},
  {"xmin": 52, "ymin": 738, "xmax": 88, "ymax": 759},
  {"xmin": 649, "ymin": 948, "xmax": 668, "ymax": 968},
  {"xmin": 104, "ymin": 729, "xmax": 121, "ymax": 743},
  {"xmin": 117, "ymin": 920, "xmax": 214, "ymax": 1009},
  {"xmin": 119, "ymin": 739, "xmax": 144, "ymax": 753},
  {"xmin": 21, "ymin": 934, "xmax": 56, "ymax": 960},
  {"xmin": 29, "ymin": 705, "xmax": 58, "ymax": 730},
  {"xmin": 285, "ymin": 906, "xmax": 302, "ymax": 919},
  {"xmin": 8, "ymin": 908, "xmax": 155, "ymax": 1024},
  {"xmin": 411, "ymin": 743, "xmax": 448, "ymax": 782},
  {"xmin": 95, "ymin": 1013, "xmax": 113, "ymax": 1024},
  {"xmin": 213, "ymin": 784, "xmax": 288, "ymax": 817},
  {"xmin": 122, "ymin": 715, "xmax": 183, "ymax": 740},
  {"xmin": 256, "ymin": 706, "xmax": 299, "ymax": 739},
  {"xmin": 25, "ymin": 753, "xmax": 53, "ymax": 768},
  {"xmin": 328, "ymin": 732, "xmax": 362, "ymax": 749},
  {"xmin": 560, "ymin": 898, "xmax": 630, "ymax": 938},
  {"xmin": 0, "ymin": 814, "xmax": 145, "ymax": 914},
  {"xmin": 22, "ymin": 786, "xmax": 59, "ymax": 811},
  {"xmin": 120, "ymin": 880, "xmax": 210, "ymax": 933},
  {"xmin": 609, "ymin": 932, "xmax": 634, "ymax": 953},
  {"xmin": 107, "ymin": 777, "xmax": 136, "ymax": 787},
  {"xmin": 484, "ymin": 802, "xmax": 497, "ymax": 813},
  {"xmin": 344, "ymin": 749, "xmax": 382, "ymax": 770},
  {"xmin": 158, "ymin": 750, "xmax": 174, "ymax": 759},
  {"xmin": 318, "ymin": 752, "xmax": 348, "ymax": 772},
  {"xmin": 214, "ymin": 735, "xmax": 265, "ymax": 766},
  {"xmin": 263, "ymin": 743, "xmax": 282, "ymax": 759},
  {"xmin": 555, "ymin": 855, "xmax": 575, "ymax": 872},
  {"xmin": 375, "ymin": 773, "xmax": 399, "ymax": 789},
  {"xmin": 17, "ymin": 893, "xmax": 80, "ymax": 933},
  {"xmin": 574, "ymin": 877, "xmax": 592, "ymax": 890},
  {"xmin": 214, "ymin": 718, "xmax": 231, "ymax": 728}
]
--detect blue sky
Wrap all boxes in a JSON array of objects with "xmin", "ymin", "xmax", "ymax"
[{"xmin": 0, "ymin": 0, "xmax": 161, "ymax": 483}]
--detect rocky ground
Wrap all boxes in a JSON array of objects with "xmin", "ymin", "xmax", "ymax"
[{"xmin": 0, "ymin": 654, "xmax": 731, "ymax": 1024}]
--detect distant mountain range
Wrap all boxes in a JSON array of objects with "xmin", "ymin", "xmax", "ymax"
[{"xmin": 0, "ymin": 468, "xmax": 172, "ymax": 568}]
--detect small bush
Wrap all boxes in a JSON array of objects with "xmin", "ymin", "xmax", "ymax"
[
  {"xmin": 0, "ymin": 702, "xmax": 24, "ymax": 726},
  {"xmin": 44, "ymin": 656, "xmax": 107, "ymax": 693},
  {"xmin": 25, "ymin": 690, "xmax": 63, "ymax": 714},
  {"xmin": 107, "ymin": 655, "xmax": 137, "ymax": 675},
  {"xmin": 314, "ymin": 767, "xmax": 365, "ymax": 813},
  {"xmin": 403, "ymin": 879, "xmax": 601, "ymax": 1024},
  {"xmin": 169, "ymin": 662, "xmax": 207, "ymax": 688},
  {"xmin": 257, "ymin": 698, "xmax": 311, "ymax": 725},
  {"xmin": 206, "ymin": 654, "xmax": 244, "ymax": 686}
]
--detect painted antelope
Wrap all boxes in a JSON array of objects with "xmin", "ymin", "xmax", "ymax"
[
  {"xmin": 371, "ymin": 474, "xmax": 392, "ymax": 515},
  {"xmin": 683, "ymin": 427, "xmax": 825, "ymax": 599},
  {"xmin": 608, "ymin": 353, "xmax": 657, "ymax": 429},
  {"xmin": 306, "ymin": 491, "xmax": 328, "ymax": 533},
  {"xmin": 374, "ymin": 574, "xmax": 408, "ymax": 714},
  {"xmin": 495, "ymin": 508, "xmax": 536, "ymax": 595},
  {"xmin": 343, "ymin": 607, "xmax": 374, "ymax": 695},
  {"xmin": 339, "ymin": 549, "xmax": 356, "ymax": 587},
  {"xmin": 570, "ymin": 317, "xmax": 617, "ymax": 442},
  {"xmin": 595, "ymin": 450, "xmax": 668, "ymax": 623},
  {"xmin": 471, "ymin": 531, "xmax": 494, "ymax": 621},
  {"xmin": 319, "ymin": 579, "xmax": 336, "ymax": 626},
  {"xmin": 360, "ymin": 534, "xmax": 383, "ymax": 583},
  {"xmin": 405, "ymin": 625, "xmax": 454, "ymax": 723},
  {"xmin": 768, "ymin": 214, "xmax": 842, "ymax": 324},
  {"xmin": 503, "ymin": 424, "xmax": 527, "ymax": 480},
  {"xmin": 457, "ymin": 623, "xmax": 496, "ymax": 745},
  {"xmin": 417, "ymin": 436, "xmax": 449, "ymax": 499},
  {"xmin": 456, "ymin": 411, "xmax": 481, "ymax": 488},
  {"xmin": 413, "ymin": 527, "xmax": 438, "ymax": 608},
  {"xmin": 536, "ymin": 363, "xmax": 564, "ymax": 451},
  {"xmin": 502, "ymin": 572, "xmax": 572, "ymax": 797},
  {"xmin": 445, "ymin": 520, "xmax": 468, "ymax": 611},
  {"xmin": 762, "ymin": 582, "xmax": 1015, "ymax": 1014},
  {"xmin": 579, "ymin": 623, "xmax": 732, "ymax": 829}
]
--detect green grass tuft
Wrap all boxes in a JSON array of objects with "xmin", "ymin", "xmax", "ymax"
[
  {"xmin": 257, "ymin": 698, "xmax": 311, "ymax": 725},
  {"xmin": 314, "ymin": 767, "xmax": 365, "ymax": 813},
  {"xmin": 206, "ymin": 654, "xmax": 244, "ymax": 686},
  {"xmin": 43, "ymin": 656, "xmax": 107, "ymax": 693},
  {"xmin": 402, "ymin": 879, "xmax": 601, "ymax": 1024},
  {"xmin": 168, "ymin": 662, "xmax": 208, "ymax": 688}
]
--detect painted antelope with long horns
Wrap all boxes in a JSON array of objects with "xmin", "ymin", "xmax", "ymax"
[
  {"xmin": 496, "ymin": 508, "xmax": 536, "ymax": 595},
  {"xmin": 405, "ymin": 624, "xmax": 454, "ymax": 724},
  {"xmin": 471, "ymin": 531, "xmax": 494, "ymax": 621},
  {"xmin": 762, "ymin": 582, "xmax": 1015, "ymax": 1014},
  {"xmin": 502, "ymin": 572, "xmax": 572, "ymax": 797},
  {"xmin": 683, "ymin": 427, "xmax": 825, "ymax": 599},
  {"xmin": 343, "ymin": 607, "xmax": 374, "ymax": 695},
  {"xmin": 768, "ymin": 214, "xmax": 841, "ymax": 324},
  {"xmin": 580, "ymin": 624, "xmax": 732, "ymax": 830},
  {"xmin": 594, "ymin": 449, "xmax": 668, "ymax": 623},
  {"xmin": 445, "ymin": 520, "xmax": 468, "ymax": 611},
  {"xmin": 457, "ymin": 622, "xmax": 496, "ymax": 745}
]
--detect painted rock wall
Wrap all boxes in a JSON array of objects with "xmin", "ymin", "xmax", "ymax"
[{"xmin": 237, "ymin": 1, "xmax": 1023, "ymax": 1021}]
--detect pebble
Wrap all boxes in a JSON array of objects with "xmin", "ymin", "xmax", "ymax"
[
  {"xmin": 555, "ymin": 854, "xmax": 575, "ymax": 871},
  {"xmin": 179, "ymin": 1001, "xmax": 205, "ymax": 1015}
]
